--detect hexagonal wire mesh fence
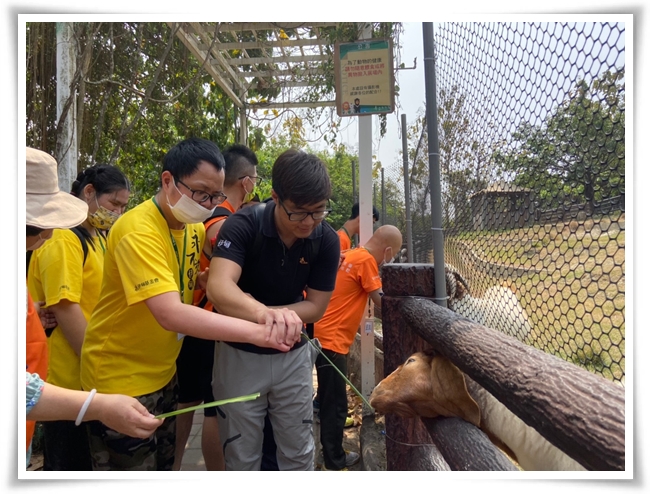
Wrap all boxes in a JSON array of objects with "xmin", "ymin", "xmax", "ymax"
[{"xmin": 377, "ymin": 22, "xmax": 625, "ymax": 384}]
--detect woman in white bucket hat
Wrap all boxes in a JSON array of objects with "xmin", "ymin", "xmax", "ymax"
[{"xmin": 24, "ymin": 147, "xmax": 162, "ymax": 469}]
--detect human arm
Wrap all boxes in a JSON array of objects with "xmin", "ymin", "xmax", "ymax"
[
  {"xmin": 206, "ymin": 256, "xmax": 302, "ymax": 346},
  {"xmin": 369, "ymin": 287, "xmax": 383, "ymax": 308},
  {"xmin": 26, "ymin": 373, "xmax": 162, "ymax": 438},
  {"xmin": 48, "ymin": 299, "xmax": 87, "ymax": 355},
  {"xmin": 33, "ymin": 300, "xmax": 57, "ymax": 330},
  {"xmin": 275, "ymin": 287, "xmax": 333, "ymax": 324},
  {"xmin": 144, "ymin": 290, "xmax": 294, "ymax": 351}
]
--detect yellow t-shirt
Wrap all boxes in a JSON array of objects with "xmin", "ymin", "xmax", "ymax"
[
  {"xmin": 80, "ymin": 198, "xmax": 205, "ymax": 396},
  {"xmin": 314, "ymin": 247, "xmax": 382, "ymax": 355},
  {"xmin": 27, "ymin": 228, "xmax": 105, "ymax": 390}
]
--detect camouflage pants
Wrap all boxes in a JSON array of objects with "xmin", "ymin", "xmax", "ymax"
[{"xmin": 86, "ymin": 375, "xmax": 178, "ymax": 471}]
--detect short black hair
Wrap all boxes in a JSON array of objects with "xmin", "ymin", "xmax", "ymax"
[
  {"xmin": 350, "ymin": 202, "xmax": 379, "ymax": 221},
  {"xmin": 272, "ymin": 149, "xmax": 331, "ymax": 206},
  {"xmin": 222, "ymin": 144, "xmax": 258, "ymax": 187},
  {"xmin": 161, "ymin": 137, "xmax": 224, "ymax": 184}
]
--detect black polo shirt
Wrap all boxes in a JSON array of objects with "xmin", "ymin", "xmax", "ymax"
[{"xmin": 212, "ymin": 202, "xmax": 340, "ymax": 353}]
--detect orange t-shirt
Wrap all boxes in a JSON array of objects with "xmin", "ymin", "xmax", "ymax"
[
  {"xmin": 26, "ymin": 289, "xmax": 48, "ymax": 451},
  {"xmin": 314, "ymin": 247, "xmax": 381, "ymax": 355},
  {"xmin": 192, "ymin": 200, "xmax": 237, "ymax": 311},
  {"xmin": 337, "ymin": 228, "xmax": 351, "ymax": 252}
]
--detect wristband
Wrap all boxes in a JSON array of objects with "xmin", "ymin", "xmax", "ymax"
[{"xmin": 75, "ymin": 389, "xmax": 97, "ymax": 426}]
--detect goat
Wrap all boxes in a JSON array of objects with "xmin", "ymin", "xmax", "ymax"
[
  {"xmin": 369, "ymin": 350, "xmax": 586, "ymax": 471},
  {"xmin": 444, "ymin": 266, "xmax": 533, "ymax": 343}
]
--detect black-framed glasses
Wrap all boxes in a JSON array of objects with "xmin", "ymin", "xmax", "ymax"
[
  {"xmin": 176, "ymin": 179, "xmax": 227, "ymax": 205},
  {"xmin": 279, "ymin": 200, "xmax": 331, "ymax": 222},
  {"xmin": 238, "ymin": 175, "xmax": 263, "ymax": 186}
]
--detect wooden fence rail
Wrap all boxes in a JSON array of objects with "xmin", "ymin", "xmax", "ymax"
[{"xmin": 380, "ymin": 263, "xmax": 625, "ymax": 471}]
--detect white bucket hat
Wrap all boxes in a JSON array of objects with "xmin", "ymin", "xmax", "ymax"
[{"xmin": 26, "ymin": 147, "xmax": 89, "ymax": 229}]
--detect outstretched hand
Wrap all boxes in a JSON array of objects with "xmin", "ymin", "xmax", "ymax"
[{"xmin": 94, "ymin": 394, "xmax": 163, "ymax": 438}]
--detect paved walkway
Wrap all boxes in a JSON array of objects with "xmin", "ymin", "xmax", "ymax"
[{"xmin": 179, "ymin": 407, "xmax": 210, "ymax": 471}]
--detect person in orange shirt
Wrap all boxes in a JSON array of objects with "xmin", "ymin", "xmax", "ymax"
[
  {"xmin": 313, "ymin": 225, "xmax": 402, "ymax": 470},
  {"xmin": 173, "ymin": 144, "xmax": 260, "ymax": 471},
  {"xmin": 337, "ymin": 203, "xmax": 379, "ymax": 251}
]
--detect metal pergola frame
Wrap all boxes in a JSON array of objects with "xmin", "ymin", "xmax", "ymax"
[{"xmin": 171, "ymin": 22, "xmax": 353, "ymax": 143}]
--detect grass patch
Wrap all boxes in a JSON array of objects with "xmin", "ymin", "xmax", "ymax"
[{"xmin": 447, "ymin": 215, "xmax": 625, "ymax": 383}]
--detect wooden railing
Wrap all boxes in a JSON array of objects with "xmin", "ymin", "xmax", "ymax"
[{"xmin": 378, "ymin": 263, "xmax": 625, "ymax": 471}]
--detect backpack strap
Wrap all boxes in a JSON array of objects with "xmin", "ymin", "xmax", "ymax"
[
  {"xmin": 197, "ymin": 207, "xmax": 235, "ymax": 310},
  {"xmin": 250, "ymin": 202, "xmax": 267, "ymax": 261},
  {"xmin": 70, "ymin": 226, "xmax": 90, "ymax": 266},
  {"xmin": 204, "ymin": 206, "xmax": 233, "ymax": 257},
  {"xmin": 208, "ymin": 206, "xmax": 233, "ymax": 222}
]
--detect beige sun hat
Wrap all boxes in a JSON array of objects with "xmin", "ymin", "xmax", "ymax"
[{"xmin": 26, "ymin": 147, "xmax": 89, "ymax": 229}]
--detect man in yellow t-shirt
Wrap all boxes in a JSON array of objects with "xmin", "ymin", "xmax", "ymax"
[
  {"xmin": 313, "ymin": 225, "xmax": 402, "ymax": 471},
  {"xmin": 79, "ymin": 137, "xmax": 301, "ymax": 471}
]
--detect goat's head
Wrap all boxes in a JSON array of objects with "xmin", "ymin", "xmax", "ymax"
[{"xmin": 369, "ymin": 350, "xmax": 481, "ymax": 427}]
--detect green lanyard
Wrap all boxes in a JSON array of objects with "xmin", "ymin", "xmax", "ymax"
[
  {"xmin": 152, "ymin": 197, "xmax": 187, "ymax": 302},
  {"xmin": 96, "ymin": 232, "xmax": 106, "ymax": 254}
]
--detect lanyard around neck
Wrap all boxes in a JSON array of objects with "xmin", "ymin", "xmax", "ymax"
[
  {"xmin": 96, "ymin": 232, "xmax": 106, "ymax": 254},
  {"xmin": 152, "ymin": 196, "xmax": 187, "ymax": 301}
]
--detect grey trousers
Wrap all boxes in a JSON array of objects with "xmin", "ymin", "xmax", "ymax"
[{"xmin": 212, "ymin": 341, "xmax": 315, "ymax": 470}]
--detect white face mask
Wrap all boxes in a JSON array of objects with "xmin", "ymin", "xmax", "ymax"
[
  {"xmin": 379, "ymin": 247, "xmax": 394, "ymax": 267},
  {"xmin": 27, "ymin": 232, "xmax": 49, "ymax": 251},
  {"xmin": 243, "ymin": 177, "xmax": 257, "ymax": 204},
  {"xmin": 167, "ymin": 181, "xmax": 215, "ymax": 224}
]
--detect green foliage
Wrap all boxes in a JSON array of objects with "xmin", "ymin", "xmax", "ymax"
[
  {"xmin": 26, "ymin": 22, "xmax": 239, "ymax": 206},
  {"xmin": 25, "ymin": 22, "xmax": 403, "ymax": 209},
  {"xmin": 492, "ymin": 69, "xmax": 625, "ymax": 210}
]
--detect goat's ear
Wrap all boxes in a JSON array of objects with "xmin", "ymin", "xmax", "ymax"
[{"xmin": 429, "ymin": 356, "xmax": 481, "ymax": 427}]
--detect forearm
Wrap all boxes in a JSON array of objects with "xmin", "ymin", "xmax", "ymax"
[
  {"xmin": 49, "ymin": 301, "xmax": 87, "ymax": 355},
  {"xmin": 27, "ymin": 383, "xmax": 93, "ymax": 422},
  {"xmin": 28, "ymin": 381, "xmax": 163, "ymax": 439},
  {"xmin": 271, "ymin": 299, "xmax": 325, "ymax": 324},
  {"xmin": 207, "ymin": 278, "xmax": 268, "ymax": 323},
  {"xmin": 145, "ymin": 292, "xmax": 270, "ymax": 347}
]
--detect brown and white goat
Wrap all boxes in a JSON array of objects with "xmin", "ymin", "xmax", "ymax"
[{"xmin": 369, "ymin": 350, "xmax": 586, "ymax": 471}]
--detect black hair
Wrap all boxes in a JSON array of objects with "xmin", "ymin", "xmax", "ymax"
[
  {"xmin": 161, "ymin": 137, "xmax": 224, "ymax": 184},
  {"xmin": 70, "ymin": 164, "xmax": 130, "ymax": 250},
  {"xmin": 271, "ymin": 149, "xmax": 331, "ymax": 206},
  {"xmin": 222, "ymin": 144, "xmax": 258, "ymax": 187},
  {"xmin": 26, "ymin": 225, "xmax": 45, "ymax": 237},
  {"xmin": 70, "ymin": 164, "xmax": 130, "ymax": 199},
  {"xmin": 350, "ymin": 202, "xmax": 380, "ymax": 221}
]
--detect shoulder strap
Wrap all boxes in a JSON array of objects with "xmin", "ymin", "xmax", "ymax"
[
  {"xmin": 197, "ymin": 207, "xmax": 235, "ymax": 310},
  {"xmin": 250, "ymin": 202, "xmax": 267, "ymax": 260},
  {"xmin": 70, "ymin": 227, "xmax": 90, "ymax": 266},
  {"xmin": 208, "ymin": 206, "xmax": 233, "ymax": 222}
]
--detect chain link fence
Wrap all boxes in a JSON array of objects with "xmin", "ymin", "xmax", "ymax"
[{"xmin": 377, "ymin": 22, "xmax": 625, "ymax": 384}]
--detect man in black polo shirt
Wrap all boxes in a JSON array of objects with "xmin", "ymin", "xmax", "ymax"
[{"xmin": 206, "ymin": 149, "xmax": 340, "ymax": 470}]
